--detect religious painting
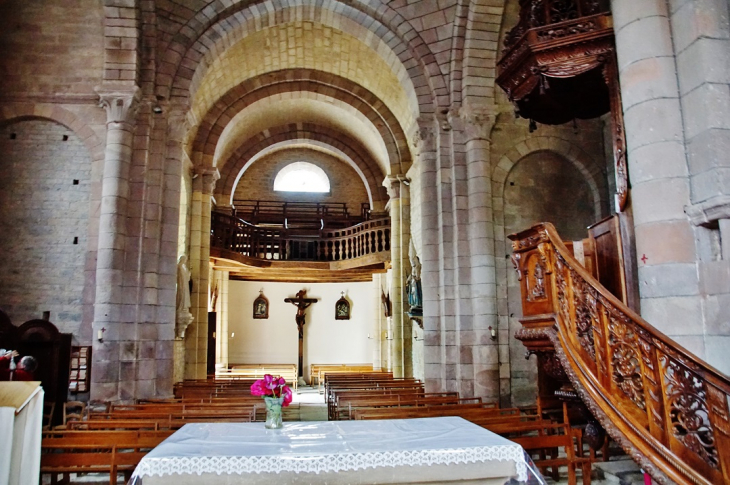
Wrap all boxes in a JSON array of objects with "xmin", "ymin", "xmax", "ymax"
[
  {"xmin": 253, "ymin": 291, "xmax": 269, "ymax": 319},
  {"xmin": 335, "ymin": 293, "xmax": 350, "ymax": 320}
]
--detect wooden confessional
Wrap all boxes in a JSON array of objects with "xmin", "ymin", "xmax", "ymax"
[{"xmin": 0, "ymin": 310, "xmax": 72, "ymax": 426}]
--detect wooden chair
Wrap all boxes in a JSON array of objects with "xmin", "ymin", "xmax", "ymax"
[
  {"xmin": 57, "ymin": 401, "xmax": 86, "ymax": 429},
  {"xmin": 43, "ymin": 401, "xmax": 55, "ymax": 431}
]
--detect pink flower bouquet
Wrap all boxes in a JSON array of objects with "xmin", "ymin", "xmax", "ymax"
[{"xmin": 250, "ymin": 374, "xmax": 293, "ymax": 407}]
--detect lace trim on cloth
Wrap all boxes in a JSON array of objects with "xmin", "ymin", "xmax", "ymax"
[{"xmin": 134, "ymin": 445, "xmax": 528, "ymax": 481}]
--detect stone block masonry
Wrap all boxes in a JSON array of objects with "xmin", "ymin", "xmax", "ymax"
[{"xmin": 0, "ymin": 119, "xmax": 92, "ymax": 336}]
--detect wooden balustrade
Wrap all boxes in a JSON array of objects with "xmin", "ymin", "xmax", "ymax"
[
  {"xmin": 211, "ymin": 211, "xmax": 390, "ymax": 262},
  {"xmin": 509, "ymin": 223, "xmax": 730, "ymax": 485},
  {"xmin": 503, "ymin": 0, "xmax": 611, "ymax": 48}
]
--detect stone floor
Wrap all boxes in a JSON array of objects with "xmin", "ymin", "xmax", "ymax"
[{"xmin": 43, "ymin": 387, "xmax": 647, "ymax": 484}]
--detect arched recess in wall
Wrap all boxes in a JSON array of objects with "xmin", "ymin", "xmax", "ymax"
[
  {"xmin": 228, "ymin": 141, "xmax": 377, "ymax": 209},
  {"xmin": 232, "ymin": 148, "xmax": 371, "ymax": 216},
  {"xmin": 496, "ymin": 148, "xmax": 608, "ymax": 408},
  {"xmin": 0, "ymin": 116, "xmax": 95, "ymax": 341}
]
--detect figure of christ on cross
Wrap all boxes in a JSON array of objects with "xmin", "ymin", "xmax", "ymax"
[{"xmin": 284, "ymin": 290, "xmax": 318, "ymax": 378}]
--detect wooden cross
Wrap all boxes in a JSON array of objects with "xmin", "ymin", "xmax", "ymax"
[{"xmin": 284, "ymin": 290, "xmax": 318, "ymax": 378}]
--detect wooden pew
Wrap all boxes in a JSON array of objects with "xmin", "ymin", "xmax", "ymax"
[
  {"xmin": 309, "ymin": 363, "xmax": 374, "ymax": 385},
  {"xmin": 218, "ymin": 364, "xmax": 298, "ymax": 391},
  {"xmin": 41, "ymin": 430, "xmax": 173, "ymax": 485},
  {"xmin": 335, "ymin": 394, "xmax": 482, "ymax": 420}
]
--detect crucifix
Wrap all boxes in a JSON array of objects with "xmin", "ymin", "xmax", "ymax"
[{"xmin": 284, "ymin": 290, "xmax": 318, "ymax": 378}]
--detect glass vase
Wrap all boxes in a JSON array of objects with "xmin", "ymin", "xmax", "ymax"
[{"xmin": 264, "ymin": 396, "xmax": 285, "ymax": 429}]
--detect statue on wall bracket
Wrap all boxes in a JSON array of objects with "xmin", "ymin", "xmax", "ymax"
[
  {"xmin": 406, "ymin": 240, "xmax": 423, "ymax": 319},
  {"xmin": 175, "ymin": 255, "xmax": 194, "ymax": 339}
]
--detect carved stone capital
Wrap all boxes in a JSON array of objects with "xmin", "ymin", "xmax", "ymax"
[
  {"xmin": 685, "ymin": 195, "xmax": 730, "ymax": 227},
  {"xmin": 166, "ymin": 103, "xmax": 190, "ymax": 142},
  {"xmin": 460, "ymin": 105, "xmax": 496, "ymax": 141},
  {"xmin": 383, "ymin": 175, "xmax": 402, "ymax": 199},
  {"xmin": 95, "ymin": 85, "xmax": 141, "ymax": 125},
  {"xmin": 411, "ymin": 121, "xmax": 436, "ymax": 156},
  {"xmin": 436, "ymin": 110, "xmax": 452, "ymax": 132},
  {"xmin": 194, "ymin": 167, "xmax": 220, "ymax": 195}
]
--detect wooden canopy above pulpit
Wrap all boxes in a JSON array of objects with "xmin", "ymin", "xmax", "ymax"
[{"xmin": 496, "ymin": 0, "xmax": 628, "ymax": 212}]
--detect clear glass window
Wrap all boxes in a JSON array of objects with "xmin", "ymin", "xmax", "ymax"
[{"xmin": 273, "ymin": 162, "xmax": 330, "ymax": 193}]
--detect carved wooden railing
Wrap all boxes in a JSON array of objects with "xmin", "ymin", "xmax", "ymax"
[
  {"xmin": 509, "ymin": 223, "xmax": 730, "ymax": 485},
  {"xmin": 503, "ymin": 0, "xmax": 610, "ymax": 48},
  {"xmin": 211, "ymin": 211, "xmax": 390, "ymax": 262}
]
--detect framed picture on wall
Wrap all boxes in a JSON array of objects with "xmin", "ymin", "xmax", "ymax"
[
  {"xmin": 253, "ymin": 291, "xmax": 269, "ymax": 319},
  {"xmin": 335, "ymin": 293, "xmax": 350, "ymax": 320}
]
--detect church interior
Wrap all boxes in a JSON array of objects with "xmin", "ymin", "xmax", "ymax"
[{"xmin": 1, "ymin": 0, "xmax": 730, "ymax": 484}]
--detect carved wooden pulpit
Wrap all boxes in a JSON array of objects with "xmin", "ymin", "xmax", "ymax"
[{"xmin": 284, "ymin": 290, "xmax": 318, "ymax": 378}]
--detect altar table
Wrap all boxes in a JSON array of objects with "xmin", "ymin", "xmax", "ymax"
[{"xmin": 130, "ymin": 416, "xmax": 541, "ymax": 484}]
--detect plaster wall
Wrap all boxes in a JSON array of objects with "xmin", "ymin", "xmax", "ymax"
[{"xmin": 228, "ymin": 280, "xmax": 375, "ymax": 379}]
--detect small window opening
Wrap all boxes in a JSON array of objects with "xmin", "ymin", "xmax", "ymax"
[
  {"xmin": 73, "ymin": 237, "xmax": 79, "ymax": 245},
  {"xmin": 62, "ymin": 135, "xmax": 69, "ymax": 141},
  {"xmin": 273, "ymin": 162, "xmax": 330, "ymax": 193},
  {"xmin": 73, "ymin": 180, "xmax": 79, "ymax": 185},
  {"xmin": 10, "ymin": 133, "xmax": 16, "ymax": 140}
]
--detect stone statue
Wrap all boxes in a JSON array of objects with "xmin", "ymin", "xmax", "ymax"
[
  {"xmin": 175, "ymin": 255, "xmax": 194, "ymax": 339},
  {"xmin": 406, "ymin": 240, "xmax": 423, "ymax": 315}
]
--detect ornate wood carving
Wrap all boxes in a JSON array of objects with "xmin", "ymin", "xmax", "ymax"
[
  {"xmin": 607, "ymin": 311, "xmax": 645, "ymax": 410},
  {"xmin": 508, "ymin": 223, "xmax": 730, "ymax": 485},
  {"xmin": 498, "ymin": 0, "xmax": 629, "ymax": 212},
  {"xmin": 660, "ymin": 354, "xmax": 719, "ymax": 469}
]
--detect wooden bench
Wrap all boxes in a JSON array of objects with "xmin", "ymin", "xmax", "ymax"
[
  {"xmin": 41, "ymin": 430, "xmax": 173, "ymax": 485},
  {"xmin": 309, "ymin": 363, "xmax": 374, "ymax": 385},
  {"xmin": 333, "ymin": 393, "xmax": 480, "ymax": 420},
  {"xmin": 493, "ymin": 421, "xmax": 592, "ymax": 485},
  {"xmin": 218, "ymin": 364, "xmax": 298, "ymax": 391}
]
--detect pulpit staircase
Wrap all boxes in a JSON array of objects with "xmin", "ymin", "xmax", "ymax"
[{"xmin": 509, "ymin": 222, "xmax": 730, "ymax": 485}]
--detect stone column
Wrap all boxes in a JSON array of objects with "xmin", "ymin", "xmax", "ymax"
[
  {"xmin": 610, "ymin": 1, "xmax": 705, "ymax": 354},
  {"xmin": 185, "ymin": 167, "xmax": 220, "ymax": 379},
  {"xmin": 461, "ymin": 106, "xmax": 501, "ymax": 402},
  {"xmin": 91, "ymin": 85, "xmax": 140, "ymax": 403},
  {"xmin": 414, "ymin": 118, "xmax": 443, "ymax": 393},
  {"xmin": 384, "ymin": 175, "xmax": 411, "ymax": 378},
  {"xmin": 372, "ymin": 274, "xmax": 383, "ymax": 370},
  {"xmin": 671, "ymin": 0, "xmax": 730, "ymax": 374},
  {"xmin": 219, "ymin": 270, "xmax": 229, "ymax": 369}
]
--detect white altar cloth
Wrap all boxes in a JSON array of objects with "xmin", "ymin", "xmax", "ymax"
[
  {"xmin": 130, "ymin": 417, "xmax": 533, "ymax": 485},
  {"xmin": 0, "ymin": 382, "xmax": 44, "ymax": 485}
]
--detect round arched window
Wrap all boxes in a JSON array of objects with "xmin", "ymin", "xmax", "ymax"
[{"xmin": 273, "ymin": 162, "xmax": 330, "ymax": 193}]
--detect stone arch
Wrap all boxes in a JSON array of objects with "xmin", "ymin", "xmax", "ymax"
[
  {"xmin": 219, "ymin": 126, "xmax": 387, "ymax": 209},
  {"xmin": 0, "ymin": 104, "xmax": 104, "ymax": 164},
  {"xmin": 102, "ymin": 0, "xmax": 140, "ymax": 84},
  {"xmin": 492, "ymin": 136, "xmax": 608, "ymax": 217},
  {"xmin": 228, "ymin": 141, "xmax": 378, "ymax": 209},
  {"xmin": 462, "ymin": 0, "xmax": 507, "ymax": 105},
  {"xmin": 191, "ymin": 70, "xmax": 410, "ymax": 173},
  {"xmin": 0, "ymin": 113, "xmax": 98, "ymax": 340},
  {"xmin": 155, "ymin": 0, "xmax": 446, "ymax": 115}
]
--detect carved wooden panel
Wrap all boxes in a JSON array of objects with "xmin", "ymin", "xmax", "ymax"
[{"xmin": 509, "ymin": 222, "xmax": 730, "ymax": 485}]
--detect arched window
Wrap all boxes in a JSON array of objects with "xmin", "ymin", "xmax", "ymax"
[{"xmin": 273, "ymin": 162, "xmax": 330, "ymax": 193}]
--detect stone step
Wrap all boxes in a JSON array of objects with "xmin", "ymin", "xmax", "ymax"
[{"xmin": 593, "ymin": 457, "xmax": 645, "ymax": 485}]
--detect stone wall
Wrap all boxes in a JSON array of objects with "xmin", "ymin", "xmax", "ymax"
[
  {"xmin": 232, "ymin": 148, "xmax": 371, "ymax": 216},
  {"xmin": 489, "ymin": 110, "xmax": 611, "ymax": 406},
  {"xmin": 0, "ymin": 0, "xmax": 103, "ymax": 95},
  {"xmin": 0, "ymin": 119, "xmax": 92, "ymax": 338},
  {"xmin": 503, "ymin": 149, "xmax": 603, "ymax": 405}
]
